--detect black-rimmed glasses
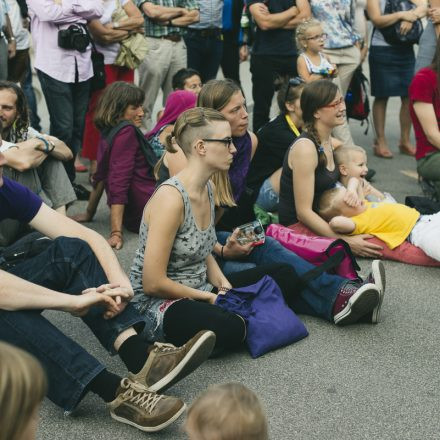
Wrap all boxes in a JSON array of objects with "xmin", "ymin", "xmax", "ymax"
[{"xmin": 202, "ymin": 137, "xmax": 234, "ymax": 149}]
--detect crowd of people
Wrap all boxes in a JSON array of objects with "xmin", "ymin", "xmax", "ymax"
[{"xmin": 1, "ymin": 0, "xmax": 440, "ymax": 437}]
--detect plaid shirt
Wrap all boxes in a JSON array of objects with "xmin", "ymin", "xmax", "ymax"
[{"xmin": 137, "ymin": 0, "xmax": 199, "ymax": 37}]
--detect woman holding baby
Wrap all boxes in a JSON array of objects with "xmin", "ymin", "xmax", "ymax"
[{"xmin": 278, "ymin": 80, "xmax": 383, "ymax": 258}]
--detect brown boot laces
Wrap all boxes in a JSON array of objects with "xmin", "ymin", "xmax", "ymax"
[{"xmin": 120, "ymin": 378, "xmax": 163, "ymax": 414}]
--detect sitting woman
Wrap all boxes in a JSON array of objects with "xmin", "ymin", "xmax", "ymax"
[
  {"xmin": 409, "ymin": 36, "xmax": 440, "ymax": 201},
  {"xmin": 247, "ymin": 78, "xmax": 305, "ymax": 213},
  {"xmin": 72, "ymin": 82, "xmax": 157, "ymax": 249},
  {"xmin": 0, "ymin": 81, "xmax": 75, "ymax": 246},
  {"xmin": 129, "ymin": 108, "xmax": 384, "ymax": 355},
  {"xmin": 278, "ymin": 79, "xmax": 383, "ymax": 258}
]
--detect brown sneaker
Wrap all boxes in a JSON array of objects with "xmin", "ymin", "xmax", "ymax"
[
  {"xmin": 109, "ymin": 378, "xmax": 186, "ymax": 432},
  {"xmin": 132, "ymin": 330, "xmax": 216, "ymax": 393}
]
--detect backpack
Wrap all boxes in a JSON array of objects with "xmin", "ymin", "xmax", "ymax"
[
  {"xmin": 345, "ymin": 66, "xmax": 370, "ymax": 134},
  {"xmin": 379, "ymin": 0, "xmax": 423, "ymax": 46}
]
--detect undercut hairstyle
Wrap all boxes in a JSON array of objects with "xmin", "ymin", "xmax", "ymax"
[
  {"xmin": 185, "ymin": 383, "xmax": 268, "ymax": 440},
  {"xmin": 301, "ymin": 79, "xmax": 339, "ymax": 167},
  {"xmin": 94, "ymin": 81, "xmax": 145, "ymax": 131},
  {"xmin": 0, "ymin": 80, "xmax": 30, "ymax": 142},
  {"xmin": 0, "ymin": 342, "xmax": 47, "ymax": 440},
  {"xmin": 295, "ymin": 18, "xmax": 322, "ymax": 51},
  {"xmin": 166, "ymin": 107, "xmax": 236, "ymax": 207},
  {"xmin": 277, "ymin": 80, "xmax": 305, "ymax": 114},
  {"xmin": 172, "ymin": 68, "xmax": 201, "ymax": 90},
  {"xmin": 197, "ymin": 79, "xmax": 243, "ymax": 111},
  {"xmin": 334, "ymin": 145, "xmax": 367, "ymax": 167},
  {"xmin": 318, "ymin": 187, "xmax": 344, "ymax": 221}
]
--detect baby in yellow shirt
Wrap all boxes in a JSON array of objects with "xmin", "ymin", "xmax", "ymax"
[{"xmin": 318, "ymin": 177, "xmax": 440, "ymax": 261}]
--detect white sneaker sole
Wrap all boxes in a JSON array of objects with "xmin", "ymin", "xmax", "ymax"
[
  {"xmin": 110, "ymin": 402, "xmax": 186, "ymax": 432},
  {"xmin": 149, "ymin": 330, "xmax": 216, "ymax": 393},
  {"xmin": 370, "ymin": 260, "xmax": 386, "ymax": 324},
  {"xmin": 334, "ymin": 283, "xmax": 380, "ymax": 325}
]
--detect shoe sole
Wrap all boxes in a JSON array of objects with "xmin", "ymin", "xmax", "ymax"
[
  {"xmin": 149, "ymin": 330, "xmax": 216, "ymax": 393},
  {"xmin": 370, "ymin": 260, "xmax": 386, "ymax": 324},
  {"xmin": 110, "ymin": 402, "xmax": 186, "ymax": 432},
  {"xmin": 334, "ymin": 283, "xmax": 380, "ymax": 325}
]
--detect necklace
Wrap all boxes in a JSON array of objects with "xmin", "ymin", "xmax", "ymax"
[{"xmin": 285, "ymin": 114, "xmax": 300, "ymax": 137}]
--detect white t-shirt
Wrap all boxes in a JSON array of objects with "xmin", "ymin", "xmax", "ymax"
[
  {"xmin": 6, "ymin": 0, "xmax": 30, "ymax": 50},
  {"xmin": 95, "ymin": 0, "xmax": 129, "ymax": 65}
]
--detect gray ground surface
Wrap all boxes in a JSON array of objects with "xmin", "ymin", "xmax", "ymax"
[{"xmin": 34, "ymin": 61, "xmax": 440, "ymax": 440}]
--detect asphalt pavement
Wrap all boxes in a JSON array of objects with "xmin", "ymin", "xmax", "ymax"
[{"xmin": 34, "ymin": 60, "xmax": 440, "ymax": 440}]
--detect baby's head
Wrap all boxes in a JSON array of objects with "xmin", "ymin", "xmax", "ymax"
[
  {"xmin": 318, "ymin": 186, "xmax": 364, "ymax": 221},
  {"xmin": 334, "ymin": 145, "xmax": 368, "ymax": 180},
  {"xmin": 296, "ymin": 18, "xmax": 325, "ymax": 52},
  {"xmin": 185, "ymin": 383, "xmax": 268, "ymax": 440}
]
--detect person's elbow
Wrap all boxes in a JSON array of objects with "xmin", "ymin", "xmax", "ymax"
[
  {"xmin": 142, "ymin": 274, "xmax": 165, "ymax": 297},
  {"xmin": 425, "ymin": 130, "xmax": 440, "ymax": 147}
]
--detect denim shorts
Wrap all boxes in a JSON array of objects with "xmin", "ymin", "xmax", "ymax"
[{"xmin": 255, "ymin": 178, "xmax": 279, "ymax": 212}]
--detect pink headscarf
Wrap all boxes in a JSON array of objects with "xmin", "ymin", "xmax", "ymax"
[{"xmin": 146, "ymin": 90, "xmax": 197, "ymax": 139}]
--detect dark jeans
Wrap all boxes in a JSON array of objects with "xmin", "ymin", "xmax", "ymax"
[
  {"xmin": 37, "ymin": 70, "xmax": 91, "ymax": 182},
  {"xmin": 0, "ymin": 237, "xmax": 144, "ymax": 412},
  {"xmin": 250, "ymin": 53, "xmax": 298, "ymax": 131},
  {"xmin": 184, "ymin": 30, "xmax": 223, "ymax": 82},
  {"xmin": 216, "ymin": 234, "xmax": 344, "ymax": 321},
  {"xmin": 221, "ymin": 31, "xmax": 240, "ymax": 84}
]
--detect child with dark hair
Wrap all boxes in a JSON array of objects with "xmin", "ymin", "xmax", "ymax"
[{"xmin": 172, "ymin": 68, "xmax": 203, "ymax": 95}]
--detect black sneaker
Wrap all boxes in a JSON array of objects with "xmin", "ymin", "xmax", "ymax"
[{"xmin": 72, "ymin": 183, "xmax": 90, "ymax": 201}]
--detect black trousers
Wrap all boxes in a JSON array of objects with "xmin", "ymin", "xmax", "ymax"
[
  {"xmin": 250, "ymin": 53, "xmax": 298, "ymax": 132},
  {"xmin": 163, "ymin": 263, "xmax": 303, "ymax": 352}
]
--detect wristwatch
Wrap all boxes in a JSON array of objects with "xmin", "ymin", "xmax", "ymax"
[{"xmin": 113, "ymin": 22, "xmax": 120, "ymax": 29}]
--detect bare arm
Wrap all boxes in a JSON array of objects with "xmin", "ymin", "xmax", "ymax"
[
  {"xmin": 3, "ymin": 139, "xmax": 47, "ymax": 172},
  {"xmin": 206, "ymin": 254, "xmax": 231, "ymax": 291},
  {"xmin": 282, "ymin": 0, "xmax": 311, "ymax": 29},
  {"xmin": 329, "ymin": 216, "xmax": 356, "ymax": 234},
  {"xmin": 5, "ymin": 14, "xmax": 17, "ymax": 58},
  {"xmin": 297, "ymin": 55, "xmax": 324, "ymax": 83},
  {"xmin": 366, "ymin": 0, "xmax": 423, "ymax": 27},
  {"xmin": 70, "ymin": 181, "xmax": 105, "ymax": 223},
  {"xmin": 413, "ymin": 102, "xmax": 440, "ymax": 150},
  {"xmin": 169, "ymin": 8, "xmax": 199, "ymax": 26},
  {"xmin": 108, "ymin": 204, "xmax": 125, "ymax": 250},
  {"xmin": 88, "ymin": 19, "xmax": 129, "ymax": 44},
  {"xmin": 250, "ymin": 131, "xmax": 258, "ymax": 159},
  {"xmin": 140, "ymin": 2, "xmax": 187, "ymax": 21},
  {"xmin": 29, "ymin": 204, "xmax": 132, "ymax": 289},
  {"xmin": 141, "ymin": 186, "xmax": 217, "ymax": 303},
  {"xmin": 249, "ymin": 2, "xmax": 298, "ymax": 31},
  {"xmin": 35, "ymin": 134, "xmax": 73, "ymax": 161},
  {"xmin": 111, "ymin": 1, "xmax": 144, "ymax": 30}
]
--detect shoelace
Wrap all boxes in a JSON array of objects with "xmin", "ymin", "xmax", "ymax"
[
  {"xmin": 338, "ymin": 282, "xmax": 357, "ymax": 297},
  {"xmin": 153, "ymin": 341, "xmax": 181, "ymax": 353},
  {"xmin": 120, "ymin": 379, "xmax": 163, "ymax": 414}
]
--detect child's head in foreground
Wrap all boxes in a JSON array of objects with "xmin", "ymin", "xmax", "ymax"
[
  {"xmin": 0, "ymin": 341, "xmax": 47, "ymax": 440},
  {"xmin": 185, "ymin": 383, "xmax": 268, "ymax": 440},
  {"xmin": 334, "ymin": 145, "xmax": 368, "ymax": 181},
  {"xmin": 318, "ymin": 186, "xmax": 366, "ymax": 221}
]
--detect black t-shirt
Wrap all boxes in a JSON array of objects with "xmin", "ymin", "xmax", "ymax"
[
  {"xmin": 278, "ymin": 133, "xmax": 340, "ymax": 226},
  {"xmin": 247, "ymin": 0, "xmax": 297, "ymax": 56},
  {"xmin": 247, "ymin": 114, "xmax": 298, "ymax": 193}
]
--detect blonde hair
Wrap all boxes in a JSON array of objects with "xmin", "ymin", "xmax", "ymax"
[
  {"xmin": 295, "ymin": 18, "xmax": 323, "ymax": 51},
  {"xmin": 185, "ymin": 383, "xmax": 268, "ymax": 440},
  {"xmin": 168, "ymin": 107, "xmax": 236, "ymax": 207},
  {"xmin": 0, "ymin": 342, "xmax": 47, "ymax": 440},
  {"xmin": 334, "ymin": 145, "xmax": 367, "ymax": 167},
  {"xmin": 318, "ymin": 187, "xmax": 344, "ymax": 221}
]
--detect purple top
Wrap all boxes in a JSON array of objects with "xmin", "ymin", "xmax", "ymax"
[
  {"xmin": 146, "ymin": 90, "xmax": 197, "ymax": 139},
  {"xmin": 229, "ymin": 132, "xmax": 252, "ymax": 202},
  {"xmin": 0, "ymin": 177, "xmax": 42, "ymax": 222},
  {"xmin": 96, "ymin": 125, "xmax": 156, "ymax": 232},
  {"xmin": 27, "ymin": 0, "xmax": 103, "ymax": 82}
]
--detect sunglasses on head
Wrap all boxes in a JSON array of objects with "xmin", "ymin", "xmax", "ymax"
[{"xmin": 284, "ymin": 77, "xmax": 304, "ymax": 104}]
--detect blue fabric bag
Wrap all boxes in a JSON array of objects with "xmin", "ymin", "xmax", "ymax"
[{"xmin": 215, "ymin": 275, "xmax": 308, "ymax": 358}]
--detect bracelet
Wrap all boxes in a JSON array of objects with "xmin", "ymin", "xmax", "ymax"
[
  {"xmin": 110, "ymin": 230, "xmax": 123, "ymax": 236},
  {"xmin": 218, "ymin": 286, "xmax": 230, "ymax": 292},
  {"xmin": 36, "ymin": 136, "xmax": 50, "ymax": 153},
  {"xmin": 8, "ymin": 37, "xmax": 16, "ymax": 42},
  {"xmin": 48, "ymin": 141, "xmax": 56, "ymax": 153},
  {"xmin": 220, "ymin": 245, "xmax": 224, "ymax": 259}
]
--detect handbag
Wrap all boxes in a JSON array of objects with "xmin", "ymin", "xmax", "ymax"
[
  {"xmin": 215, "ymin": 275, "xmax": 308, "ymax": 358},
  {"xmin": 82, "ymin": 25, "xmax": 106, "ymax": 91},
  {"xmin": 266, "ymin": 224, "xmax": 361, "ymax": 281},
  {"xmin": 379, "ymin": 0, "xmax": 423, "ymax": 46},
  {"xmin": 112, "ymin": 0, "xmax": 149, "ymax": 69}
]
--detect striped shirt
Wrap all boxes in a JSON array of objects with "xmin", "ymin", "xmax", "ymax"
[{"xmin": 189, "ymin": 0, "xmax": 222, "ymax": 29}]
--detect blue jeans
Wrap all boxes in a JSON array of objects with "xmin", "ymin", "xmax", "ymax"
[
  {"xmin": 184, "ymin": 30, "xmax": 223, "ymax": 82},
  {"xmin": 37, "ymin": 70, "xmax": 91, "ymax": 182},
  {"xmin": 0, "ymin": 237, "xmax": 144, "ymax": 412},
  {"xmin": 216, "ymin": 233, "xmax": 345, "ymax": 321},
  {"xmin": 255, "ymin": 178, "xmax": 279, "ymax": 212}
]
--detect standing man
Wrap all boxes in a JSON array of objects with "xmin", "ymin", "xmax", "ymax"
[
  {"xmin": 137, "ymin": 0, "xmax": 199, "ymax": 130},
  {"xmin": 0, "ymin": 0, "xmax": 16, "ymax": 80},
  {"xmin": 184, "ymin": 0, "xmax": 223, "ymax": 83},
  {"xmin": 27, "ymin": 1, "xmax": 103, "ymax": 185},
  {"xmin": 248, "ymin": 0, "xmax": 310, "ymax": 131}
]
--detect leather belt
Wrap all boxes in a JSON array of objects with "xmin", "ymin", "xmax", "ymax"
[{"xmin": 151, "ymin": 33, "xmax": 181, "ymax": 42}]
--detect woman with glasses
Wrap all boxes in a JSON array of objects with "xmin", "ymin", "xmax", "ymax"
[
  {"xmin": 367, "ymin": 0, "xmax": 427, "ymax": 158},
  {"xmin": 279, "ymin": 80, "xmax": 383, "ymax": 258},
  {"xmin": 129, "ymin": 107, "xmax": 384, "ymax": 355}
]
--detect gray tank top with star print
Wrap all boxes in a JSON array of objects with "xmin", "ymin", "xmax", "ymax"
[{"xmin": 130, "ymin": 176, "xmax": 218, "ymax": 298}]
